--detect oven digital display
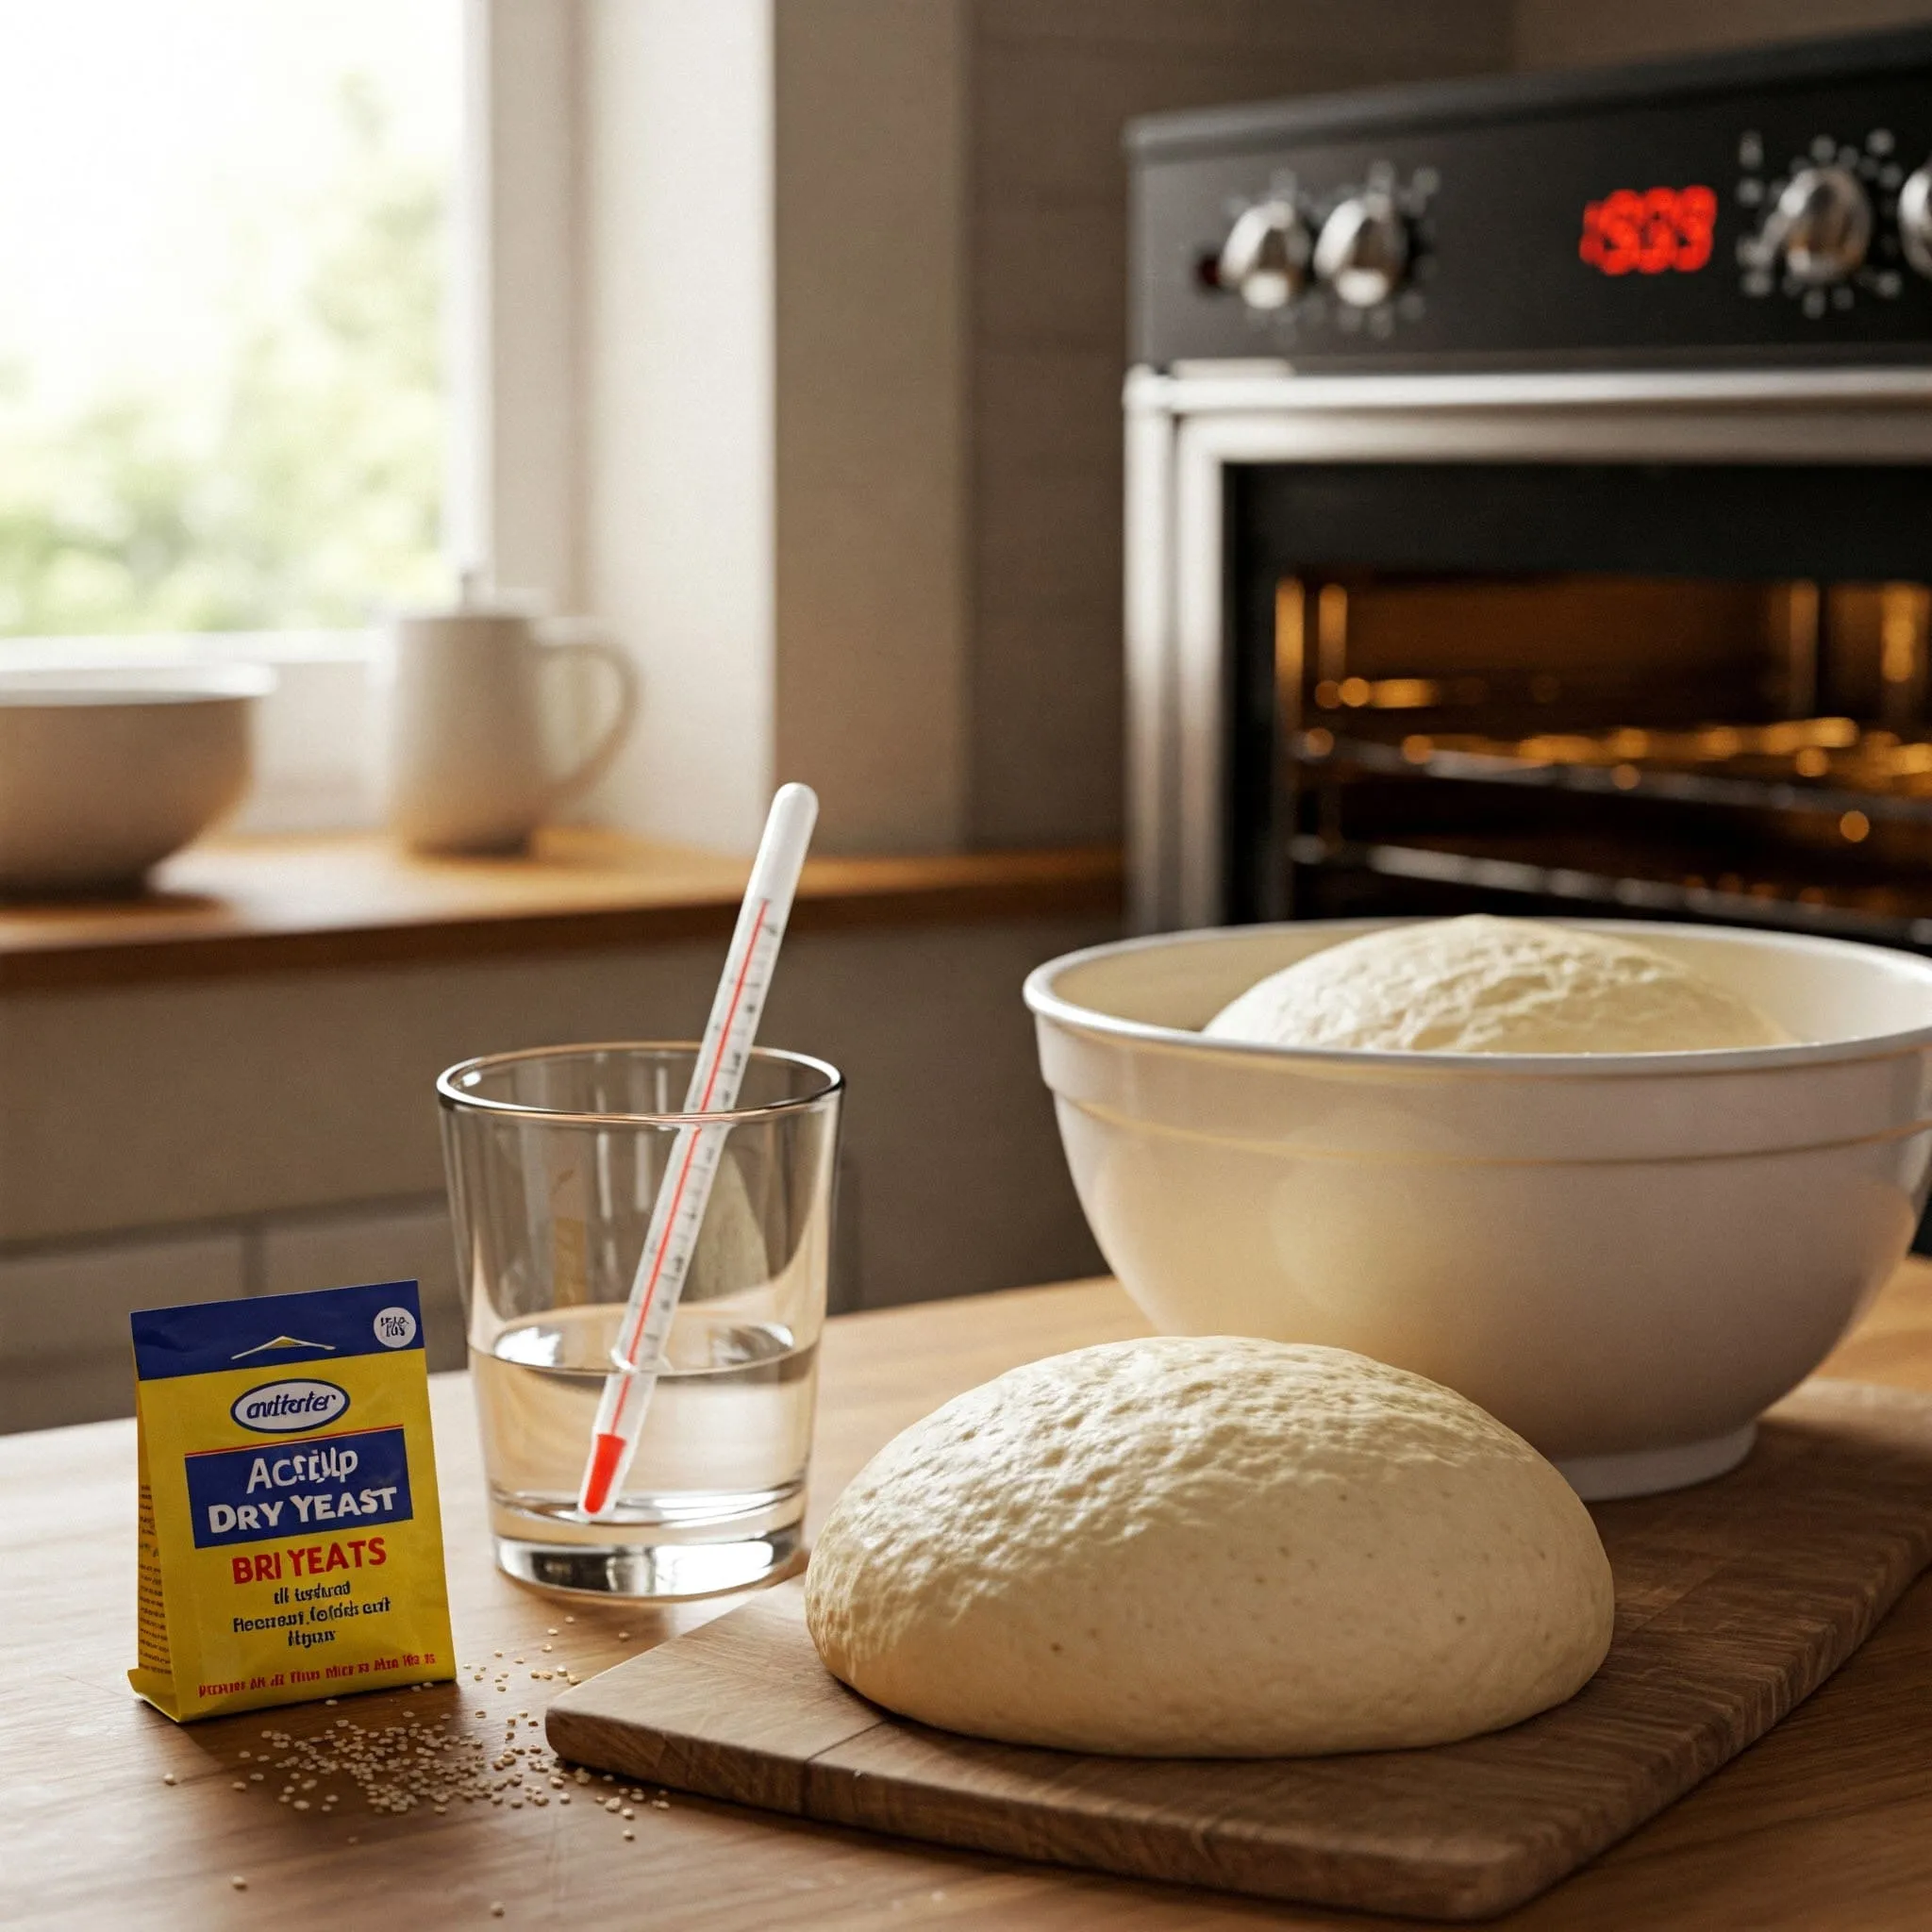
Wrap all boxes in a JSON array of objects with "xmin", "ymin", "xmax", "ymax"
[{"xmin": 1577, "ymin": 185, "xmax": 1717, "ymax": 275}]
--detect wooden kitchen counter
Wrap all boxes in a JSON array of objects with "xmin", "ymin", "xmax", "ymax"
[
  {"xmin": 9, "ymin": 1266, "xmax": 1932, "ymax": 1929},
  {"xmin": 0, "ymin": 829, "xmax": 1123, "ymax": 991}
]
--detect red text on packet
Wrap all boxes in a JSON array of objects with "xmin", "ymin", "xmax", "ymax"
[
  {"xmin": 230, "ymin": 1537, "xmax": 388, "ymax": 1586},
  {"xmin": 1578, "ymin": 186, "xmax": 1716, "ymax": 275}
]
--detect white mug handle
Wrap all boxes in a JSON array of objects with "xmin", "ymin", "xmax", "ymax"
[{"xmin": 534, "ymin": 619, "xmax": 641, "ymax": 808}]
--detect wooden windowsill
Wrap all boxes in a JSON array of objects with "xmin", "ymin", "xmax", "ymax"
[{"xmin": 0, "ymin": 829, "xmax": 1124, "ymax": 992}]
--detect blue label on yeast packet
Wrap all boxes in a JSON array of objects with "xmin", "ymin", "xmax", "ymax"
[
  {"xmin": 185, "ymin": 1425, "xmax": 414, "ymax": 1550},
  {"xmin": 130, "ymin": 1280, "xmax": 424, "ymax": 1382}
]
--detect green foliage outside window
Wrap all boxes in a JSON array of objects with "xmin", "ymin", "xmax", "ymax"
[{"xmin": 0, "ymin": 75, "xmax": 449, "ymax": 637}]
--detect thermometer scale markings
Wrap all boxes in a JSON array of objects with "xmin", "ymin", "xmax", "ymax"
[
  {"xmin": 606, "ymin": 899, "xmax": 774, "ymax": 1434},
  {"xmin": 577, "ymin": 783, "xmax": 818, "ymax": 1520}
]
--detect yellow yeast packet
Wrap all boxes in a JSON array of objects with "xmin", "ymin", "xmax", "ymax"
[{"xmin": 128, "ymin": 1279, "xmax": 456, "ymax": 1722}]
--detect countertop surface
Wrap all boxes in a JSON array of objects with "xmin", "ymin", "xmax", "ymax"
[
  {"xmin": 9, "ymin": 1265, "xmax": 1932, "ymax": 1929},
  {"xmin": 0, "ymin": 830, "xmax": 1123, "ymax": 991}
]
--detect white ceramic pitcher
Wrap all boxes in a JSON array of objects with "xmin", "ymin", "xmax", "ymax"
[{"xmin": 380, "ymin": 601, "xmax": 639, "ymax": 854}]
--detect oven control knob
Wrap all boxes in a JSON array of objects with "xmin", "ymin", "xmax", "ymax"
[
  {"xmin": 1313, "ymin": 192, "xmax": 1410, "ymax": 308},
  {"xmin": 1898, "ymin": 164, "xmax": 1932, "ymax": 277},
  {"xmin": 1751, "ymin": 165, "xmax": 1873, "ymax": 285},
  {"xmin": 1216, "ymin": 198, "xmax": 1311, "ymax": 309}
]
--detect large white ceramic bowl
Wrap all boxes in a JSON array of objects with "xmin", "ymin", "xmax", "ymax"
[
  {"xmin": 0, "ymin": 664, "xmax": 272, "ymax": 895},
  {"xmin": 1024, "ymin": 920, "xmax": 1932, "ymax": 1498}
]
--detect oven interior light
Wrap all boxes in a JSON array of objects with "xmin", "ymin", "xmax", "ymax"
[{"xmin": 1314, "ymin": 675, "xmax": 1441, "ymax": 709}]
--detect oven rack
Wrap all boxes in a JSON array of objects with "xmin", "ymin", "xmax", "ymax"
[
  {"xmin": 1287, "ymin": 833, "xmax": 1932, "ymax": 948},
  {"xmin": 1293, "ymin": 726, "xmax": 1932, "ymax": 828}
]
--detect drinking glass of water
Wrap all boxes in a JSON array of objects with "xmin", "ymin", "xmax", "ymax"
[{"xmin": 437, "ymin": 1042, "xmax": 841, "ymax": 1600}]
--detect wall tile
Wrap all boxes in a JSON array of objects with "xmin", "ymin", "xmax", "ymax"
[
  {"xmin": 1514, "ymin": 0, "xmax": 1932, "ymax": 69},
  {"xmin": 970, "ymin": 608, "xmax": 1125, "ymax": 846},
  {"xmin": 973, "ymin": 342, "xmax": 1125, "ymax": 475},
  {"xmin": 974, "ymin": 202, "xmax": 1126, "ymax": 350},
  {"xmin": 760, "ymin": 913, "xmax": 1111, "ymax": 1309},
  {"xmin": 0, "ymin": 903, "xmax": 1117, "ymax": 1422},
  {"xmin": 0, "ymin": 942, "xmax": 723, "ymax": 1245},
  {"xmin": 978, "ymin": 464, "xmax": 1124, "ymax": 620},
  {"xmin": 0, "ymin": 1230, "xmax": 245, "ymax": 1432},
  {"xmin": 979, "ymin": 0, "xmax": 1494, "ymax": 58},
  {"xmin": 258, "ymin": 1199, "xmax": 465, "ymax": 1373}
]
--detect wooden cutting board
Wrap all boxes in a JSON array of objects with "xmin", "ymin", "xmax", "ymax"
[{"xmin": 547, "ymin": 1379, "xmax": 1932, "ymax": 1922}]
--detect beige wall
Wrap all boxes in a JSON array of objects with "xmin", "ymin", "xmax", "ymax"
[
  {"xmin": 0, "ymin": 908, "xmax": 1112, "ymax": 1431},
  {"xmin": 1515, "ymin": 0, "xmax": 1932, "ymax": 66},
  {"xmin": 774, "ymin": 0, "xmax": 972, "ymax": 855},
  {"xmin": 961, "ymin": 1, "xmax": 1517, "ymax": 849}
]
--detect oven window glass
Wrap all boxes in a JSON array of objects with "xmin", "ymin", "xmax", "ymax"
[{"xmin": 1229, "ymin": 462, "xmax": 1932, "ymax": 944}]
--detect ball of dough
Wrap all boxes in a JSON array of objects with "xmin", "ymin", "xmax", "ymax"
[
  {"xmin": 806, "ymin": 1338, "xmax": 1613, "ymax": 1757},
  {"xmin": 1204, "ymin": 915, "xmax": 1791, "ymax": 1055}
]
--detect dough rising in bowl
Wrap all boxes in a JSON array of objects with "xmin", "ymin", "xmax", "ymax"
[
  {"xmin": 1204, "ymin": 914, "xmax": 1791, "ymax": 1055},
  {"xmin": 805, "ymin": 1337, "xmax": 1614, "ymax": 1757}
]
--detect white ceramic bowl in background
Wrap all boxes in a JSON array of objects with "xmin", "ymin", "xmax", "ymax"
[
  {"xmin": 0, "ymin": 664, "xmax": 273, "ymax": 896},
  {"xmin": 1024, "ymin": 920, "xmax": 1932, "ymax": 1498}
]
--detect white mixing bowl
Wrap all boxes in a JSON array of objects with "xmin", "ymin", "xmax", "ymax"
[
  {"xmin": 0, "ymin": 664, "xmax": 272, "ymax": 895},
  {"xmin": 1024, "ymin": 920, "xmax": 1932, "ymax": 1498}
]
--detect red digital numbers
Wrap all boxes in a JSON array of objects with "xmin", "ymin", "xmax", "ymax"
[{"xmin": 1578, "ymin": 185, "xmax": 1717, "ymax": 275}]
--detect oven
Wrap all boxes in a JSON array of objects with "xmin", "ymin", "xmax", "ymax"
[{"xmin": 1124, "ymin": 25, "xmax": 1932, "ymax": 945}]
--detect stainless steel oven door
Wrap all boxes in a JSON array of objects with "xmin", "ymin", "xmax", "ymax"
[{"xmin": 1124, "ymin": 364, "xmax": 1932, "ymax": 933}]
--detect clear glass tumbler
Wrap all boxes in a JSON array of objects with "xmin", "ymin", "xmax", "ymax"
[{"xmin": 437, "ymin": 1042, "xmax": 841, "ymax": 1600}]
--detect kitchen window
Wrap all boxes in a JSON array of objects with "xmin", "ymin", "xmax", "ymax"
[{"xmin": 0, "ymin": 0, "xmax": 464, "ymax": 826}]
